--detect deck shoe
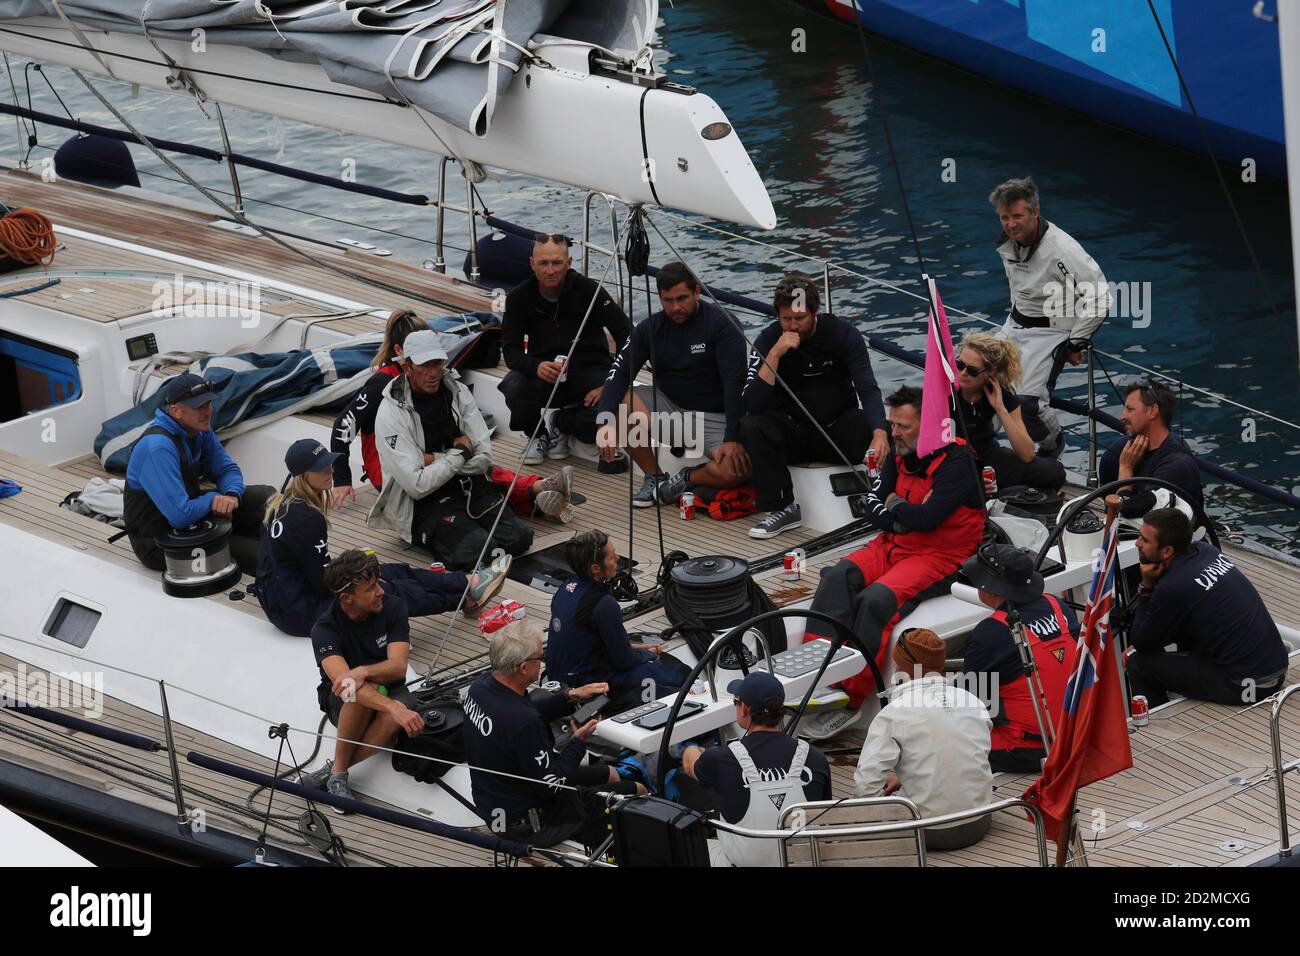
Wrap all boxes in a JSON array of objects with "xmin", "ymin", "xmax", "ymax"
[
  {"xmin": 656, "ymin": 466, "xmax": 694, "ymax": 504},
  {"xmin": 632, "ymin": 473, "xmax": 665, "ymax": 508},
  {"xmin": 546, "ymin": 426, "xmax": 571, "ymax": 460},
  {"xmin": 299, "ymin": 760, "xmax": 333, "ymax": 791},
  {"xmin": 748, "ymin": 502, "xmax": 802, "ymax": 539},
  {"xmin": 326, "ymin": 772, "xmax": 354, "ymax": 813},
  {"xmin": 523, "ymin": 431, "xmax": 551, "ymax": 465}
]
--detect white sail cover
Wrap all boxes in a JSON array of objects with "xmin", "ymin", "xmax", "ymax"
[{"xmin": 0, "ymin": 0, "xmax": 658, "ymax": 135}]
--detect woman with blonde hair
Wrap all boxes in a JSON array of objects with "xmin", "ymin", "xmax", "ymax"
[
  {"xmin": 330, "ymin": 307, "xmax": 576, "ymax": 522},
  {"xmin": 255, "ymin": 438, "xmax": 509, "ymax": 636},
  {"xmin": 955, "ymin": 331, "xmax": 1065, "ymax": 491}
]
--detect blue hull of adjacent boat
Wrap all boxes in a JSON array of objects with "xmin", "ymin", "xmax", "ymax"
[{"xmin": 799, "ymin": 0, "xmax": 1286, "ymax": 179}]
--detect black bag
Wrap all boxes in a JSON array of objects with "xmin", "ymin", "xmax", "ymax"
[
  {"xmin": 390, "ymin": 690, "xmax": 466, "ymax": 783},
  {"xmin": 459, "ymin": 472, "xmax": 505, "ymax": 519},
  {"xmin": 608, "ymin": 796, "xmax": 711, "ymax": 867}
]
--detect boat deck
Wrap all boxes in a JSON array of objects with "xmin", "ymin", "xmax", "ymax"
[{"xmin": 2, "ymin": 168, "xmax": 1299, "ymax": 866}]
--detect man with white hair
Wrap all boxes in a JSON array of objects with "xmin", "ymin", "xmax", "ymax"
[
  {"xmin": 462, "ymin": 621, "xmax": 636, "ymax": 846},
  {"xmin": 367, "ymin": 329, "xmax": 533, "ymax": 570},
  {"xmin": 990, "ymin": 176, "xmax": 1110, "ymax": 454}
]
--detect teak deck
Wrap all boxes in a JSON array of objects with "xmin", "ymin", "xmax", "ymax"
[{"xmin": 1, "ymin": 169, "xmax": 1298, "ymax": 867}]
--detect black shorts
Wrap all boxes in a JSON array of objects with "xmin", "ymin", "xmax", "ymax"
[{"xmin": 316, "ymin": 679, "xmax": 403, "ymax": 727}]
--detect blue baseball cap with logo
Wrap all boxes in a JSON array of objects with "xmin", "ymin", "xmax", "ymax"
[
  {"xmin": 727, "ymin": 671, "xmax": 785, "ymax": 711},
  {"xmin": 285, "ymin": 438, "xmax": 340, "ymax": 476}
]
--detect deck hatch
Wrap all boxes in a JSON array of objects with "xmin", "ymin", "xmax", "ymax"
[{"xmin": 42, "ymin": 598, "xmax": 101, "ymax": 649}]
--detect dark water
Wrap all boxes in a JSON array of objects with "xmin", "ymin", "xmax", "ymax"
[{"xmin": 2, "ymin": 0, "xmax": 1297, "ymax": 545}]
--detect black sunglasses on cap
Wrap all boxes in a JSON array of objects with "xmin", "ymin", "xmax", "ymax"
[{"xmin": 534, "ymin": 233, "xmax": 572, "ymax": 246}]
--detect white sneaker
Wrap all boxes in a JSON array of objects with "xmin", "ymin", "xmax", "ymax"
[
  {"xmin": 523, "ymin": 432, "xmax": 550, "ymax": 465},
  {"xmin": 546, "ymin": 429, "xmax": 571, "ymax": 460},
  {"xmin": 799, "ymin": 706, "xmax": 862, "ymax": 741}
]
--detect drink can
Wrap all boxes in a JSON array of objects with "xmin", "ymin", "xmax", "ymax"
[
  {"xmin": 982, "ymin": 466, "xmax": 998, "ymax": 497},
  {"xmin": 865, "ymin": 447, "xmax": 880, "ymax": 478},
  {"xmin": 679, "ymin": 492, "xmax": 695, "ymax": 520},
  {"xmin": 554, "ymin": 353, "xmax": 568, "ymax": 383},
  {"xmin": 428, "ymin": 562, "xmax": 446, "ymax": 573},
  {"xmin": 1131, "ymin": 695, "xmax": 1149, "ymax": 727},
  {"xmin": 782, "ymin": 549, "xmax": 804, "ymax": 581}
]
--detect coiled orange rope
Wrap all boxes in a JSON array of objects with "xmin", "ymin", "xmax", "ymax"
[{"xmin": 0, "ymin": 207, "xmax": 57, "ymax": 266}]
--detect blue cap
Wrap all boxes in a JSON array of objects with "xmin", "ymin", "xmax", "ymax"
[
  {"xmin": 285, "ymin": 438, "xmax": 340, "ymax": 476},
  {"xmin": 163, "ymin": 373, "xmax": 216, "ymax": 408},
  {"xmin": 727, "ymin": 671, "xmax": 785, "ymax": 711}
]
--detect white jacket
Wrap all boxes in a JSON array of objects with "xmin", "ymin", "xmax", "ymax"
[
  {"xmin": 996, "ymin": 219, "xmax": 1110, "ymax": 342},
  {"xmin": 854, "ymin": 676, "xmax": 993, "ymax": 828},
  {"xmin": 366, "ymin": 368, "xmax": 493, "ymax": 544}
]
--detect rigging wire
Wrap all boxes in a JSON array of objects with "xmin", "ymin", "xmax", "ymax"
[{"xmin": 424, "ymin": 216, "xmax": 636, "ymax": 675}]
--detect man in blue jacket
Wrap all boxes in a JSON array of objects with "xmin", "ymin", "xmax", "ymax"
[
  {"xmin": 123, "ymin": 373, "xmax": 273, "ymax": 574},
  {"xmin": 740, "ymin": 272, "xmax": 890, "ymax": 539}
]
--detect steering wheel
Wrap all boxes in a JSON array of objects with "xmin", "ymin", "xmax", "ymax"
[
  {"xmin": 1035, "ymin": 477, "xmax": 1218, "ymax": 572},
  {"xmin": 653, "ymin": 607, "xmax": 887, "ymax": 795}
]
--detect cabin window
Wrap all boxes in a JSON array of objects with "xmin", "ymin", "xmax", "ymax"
[
  {"xmin": 42, "ymin": 599, "xmax": 101, "ymax": 649},
  {"xmin": 0, "ymin": 332, "xmax": 82, "ymax": 423}
]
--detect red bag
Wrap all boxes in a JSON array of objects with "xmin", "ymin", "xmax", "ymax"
[{"xmin": 707, "ymin": 487, "xmax": 759, "ymax": 521}]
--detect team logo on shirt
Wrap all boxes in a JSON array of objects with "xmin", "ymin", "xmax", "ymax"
[
  {"xmin": 689, "ymin": 342, "xmax": 706, "ymax": 354},
  {"xmin": 565, "ymin": 581, "xmax": 577, "ymax": 592},
  {"xmin": 1051, "ymin": 648, "xmax": 1066, "ymax": 664},
  {"xmin": 768, "ymin": 793, "xmax": 787, "ymax": 811},
  {"xmin": 385, "ymin": 434, "xmax": 398, "ymax": 449}
]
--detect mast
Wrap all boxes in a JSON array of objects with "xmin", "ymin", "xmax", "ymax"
[{"xmin": 1280, "ymin": 0, "xmax": 1300, "ymax": 368}]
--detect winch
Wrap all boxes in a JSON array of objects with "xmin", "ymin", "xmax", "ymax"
[{"xmin": 155, "ymin": 518, "xmax": 242, "ymax": 598}]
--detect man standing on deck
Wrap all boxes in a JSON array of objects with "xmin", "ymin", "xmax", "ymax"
[
  {"xmin": 595, "ymin": 261, "xmax": 751, "ymax": 506},
  {"xmin": 990, "ymin": 176, "xmax": 1111, "ymax": 455},
  {"xmin": 498, "ymin": 233, "xmax": 631, "ymax": 465}
]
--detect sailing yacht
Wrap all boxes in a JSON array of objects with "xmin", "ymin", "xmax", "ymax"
[{"xmin": 0, "ymin": 1, "xmax": 1297, "ymax": 867}]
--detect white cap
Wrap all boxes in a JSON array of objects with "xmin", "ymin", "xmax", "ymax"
[{"xmin": 403, "ymin": 329, "xmax": 449, "ymax": 365}]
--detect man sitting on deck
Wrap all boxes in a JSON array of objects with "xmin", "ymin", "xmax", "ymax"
[
  {"xmin": 498, "ymin": 233, "xmax": 631, "ymax": 464},
  {"xmin": 799, "ymin": 386, "xmax": 987, "ymax": 741},
  {"xmin": 123, "ymin": 373, "xmax": 274, "ymax": 574},
  {"xmin": 739, "ymin": 271, "xmax": 890, "ymax": 539},
  {"xmin": 1099, "ymin": 379, "xmax": 1203, "ymax": 521},
  {"xmin": 595, "ymin": 261, "xmax": 751, "ymax": 507},
  {"xmin": 1127, "ymin": 508, "xmax": 1288, "ymax": 708},
  {"xmin": 300, "ymin": 549, "xmax": 425, "ymax": 808}
]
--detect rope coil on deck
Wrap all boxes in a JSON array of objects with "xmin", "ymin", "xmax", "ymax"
[{"xmin": 0, "ymin": 207, "xmax": 57, "ymax": 266}]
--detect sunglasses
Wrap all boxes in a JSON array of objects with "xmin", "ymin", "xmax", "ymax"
[
  {"xmin": 955, "ymin": 359, "xmax": 988, "ymax": 376},
  {"xmin": 175, "ymin": 379, "xmax": 215, "ymax": 400},
  {"xmin": 333, "ymin": 551, "xmax": 380, "ymax": 593},
  {"xmin": 534, "ymin": 233, "xmax": 572, "ymax": 246}
]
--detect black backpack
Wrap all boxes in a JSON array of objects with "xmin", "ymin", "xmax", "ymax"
[{"xmin": 390, "ymin": 688, "xmax": 466, "ymax": 783}]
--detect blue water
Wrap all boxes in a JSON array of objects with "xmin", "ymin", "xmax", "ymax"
[{"xmin": 1, "ymin": 0, "xmax": 1296, "ymax": 546}]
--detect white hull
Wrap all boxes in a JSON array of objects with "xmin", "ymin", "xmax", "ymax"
[{"xmin": 0, "ymin": 17, "xmax": 777, "ymax": 229}]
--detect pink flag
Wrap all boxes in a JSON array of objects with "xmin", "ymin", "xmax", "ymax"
[{"xmin": 917, "ymin": 276, "xmax": 956, "ymax": 459}]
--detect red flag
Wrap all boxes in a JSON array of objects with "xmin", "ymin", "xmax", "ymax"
[
  {"xmin": 917, "ymin": 276, "xmax": 956, "ymax": 459},
  {"xmin": 1022, "ymin": 514, "xmax": 1133, "ymax": 844}
]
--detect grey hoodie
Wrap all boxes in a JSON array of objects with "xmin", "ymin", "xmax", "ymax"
[{"xmin": 366, "ymin": 367, "xmax": 493, "ymax": 544}]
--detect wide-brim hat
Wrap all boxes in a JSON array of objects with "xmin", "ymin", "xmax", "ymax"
[{"xmin": 960, "ymin": 543, "xmax": 1044, "ymax": 605}]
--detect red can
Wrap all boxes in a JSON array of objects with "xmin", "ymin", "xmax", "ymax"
[
  {"xmin": 428, "ymin": 562, "xmax": 446, "ymax": 573},
  {"xmin": 679, "ymin": 492, "xmax": 696, "ymax": 520},
  {"xmin": 982, "ymin": 466, "xmax": 998, "ymax": 497},
  {"xmin": 1131, "ymin": 695, "xmax": 1150, "ymax": 727},
  {"xmin": 865, "ymin": 448, "xmax": 879, "ymax": 471},
  {"xmin": 782, "ymin": 550, "xmax": 802, "ymax": 581}
]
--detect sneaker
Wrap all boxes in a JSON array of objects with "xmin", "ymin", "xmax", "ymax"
[
  {"xmin": 656, "ymin": 466, "xmax": 694, "ymax": 505},
  {"xmin": 467, "ymin": 554, "xmax": 512, "ymax": 609},
  {"xmin": 298, "ymin": 760, "xmax": 333, "ymax": 791},
  {"xmin": 749, "ymin": 502, "xmax": 802, "ymax": 539},
  {"xmin": 597, "ymin": 451, "xmax": 629, "ymax": 475},
  {"xmin": 800, "ymin": 706, "xmax": 863, "ymax": 741},
  {"xmin": 532, "ymin": 489, "xmax": 567, "ymax": 520},
  {"xmin": 546, "ymin": 428, "xmax": 571, "ymax": 460},
  {"xmin": 632, "ymin": 473, "xmax": 665, "ymax": 508},
  {"xmin": 523, "ymin": 431, "xmax": 551, "ymax": 465},
  {"xmin": 534, "ymin": 465, "xmax": 573, "ymax": 501},
  {"xmin": 325, "ymin": 771, "xmax": 353, "ymax": 813}
]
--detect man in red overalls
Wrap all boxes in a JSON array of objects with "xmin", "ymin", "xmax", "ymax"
[
  {"xmin": 802, "ymin": 386, "xmax": 986, "ymax": 740},
  {"xmin": 959, "ymin": 544, "xmax": 1078, "ymax": 774}
]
